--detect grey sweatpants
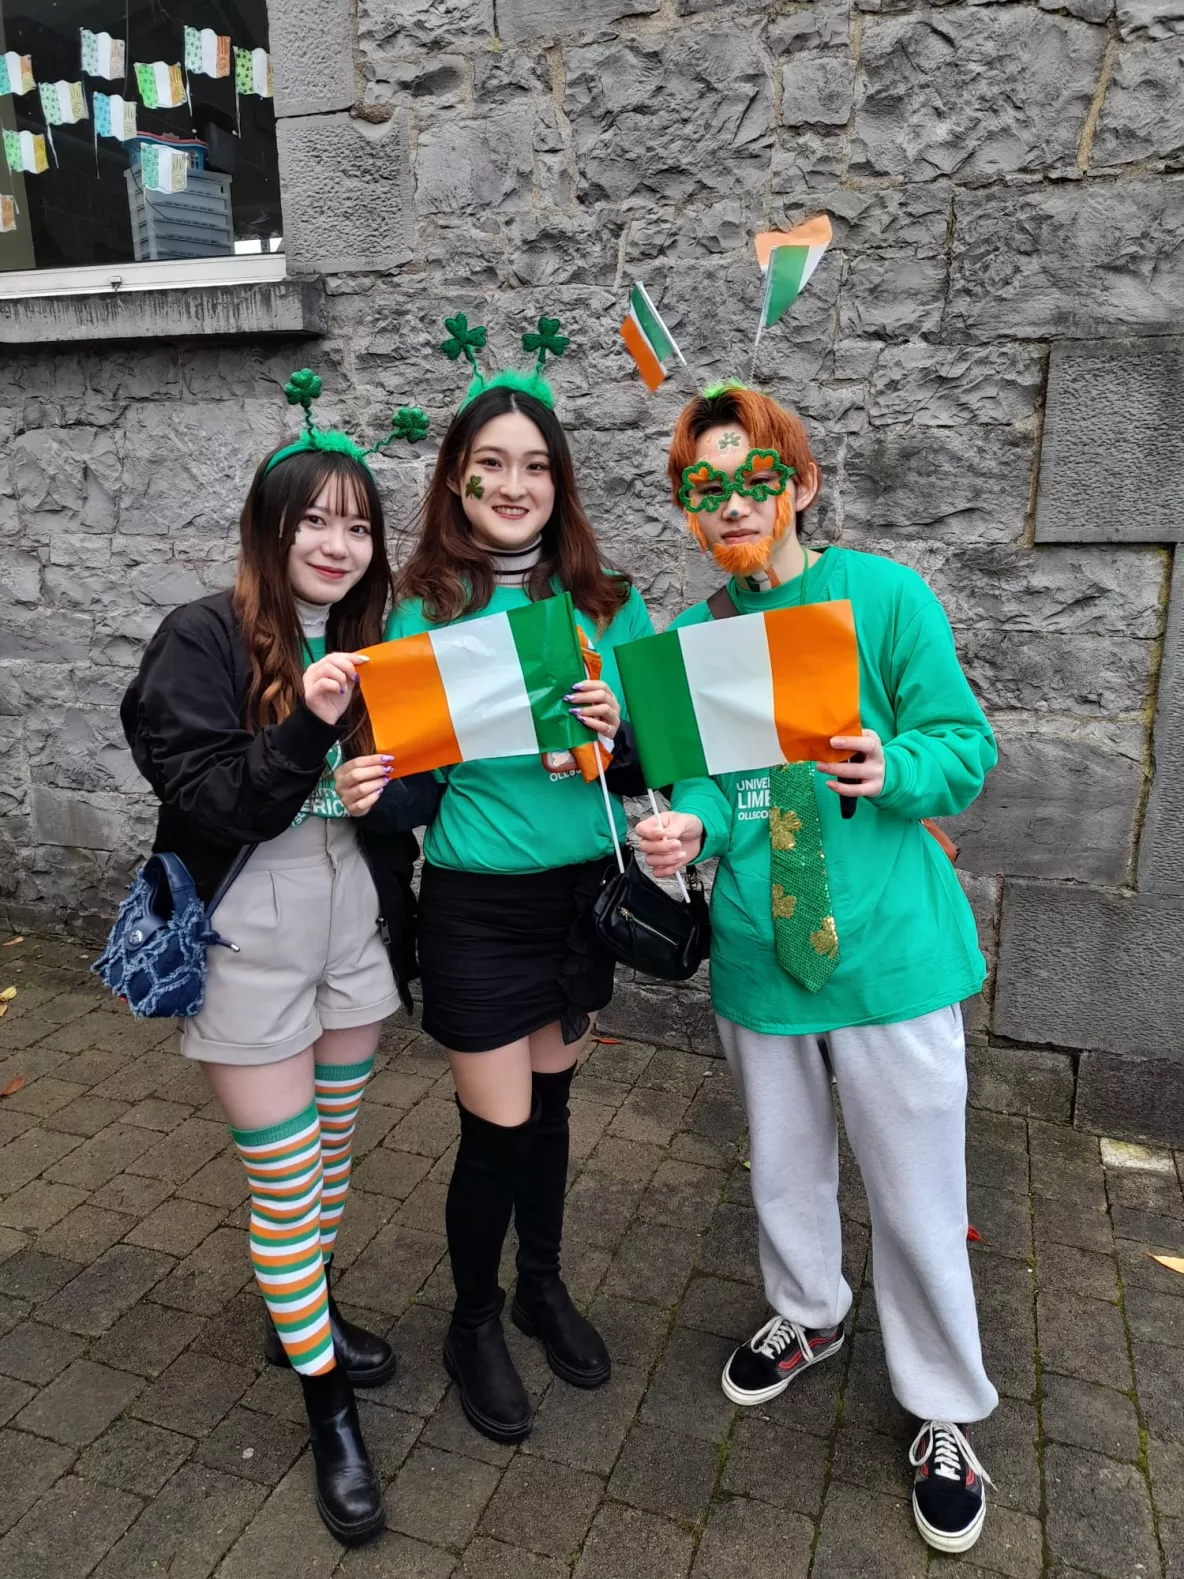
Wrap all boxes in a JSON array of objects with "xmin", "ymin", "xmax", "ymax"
[{"xmin": 717, "ymin": 1005, "xmax": 998, "ymax": 1424}]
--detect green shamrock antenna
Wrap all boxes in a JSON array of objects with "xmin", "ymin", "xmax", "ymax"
[
  {"xmin": 443, "ymin": 309, "xmax": 572, "ymax": 414},
  {"xmin": 264, "ymin": 374, "xmax": 431, "ymax": 477},
  {"xmin": 522, "ymin": 316, "xmax": 569, "ymax": 378},
  {"xmin": 440, "ymin": 313, "xmax": 488, "ymax": 378}
]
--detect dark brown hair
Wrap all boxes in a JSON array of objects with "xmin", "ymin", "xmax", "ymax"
[
  {"xmin": 232, "ymin": 447, "xmax": 394, "ymax": 752},
  {"xmin": 395, "ymin": 386, "xmax": 631, "ymax": 628},
  {"xmin": 668, "ymin": 385, "xmax": 820, "ymax": 514}
]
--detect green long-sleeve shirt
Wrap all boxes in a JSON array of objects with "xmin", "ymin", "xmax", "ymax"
[
  {"xmin": 384, "ymin": 583, "xmax": 654, "ymax": 873},
  {"xmin": 672, "ymin": 546, "xmax": 996, "ymax": 1035}
]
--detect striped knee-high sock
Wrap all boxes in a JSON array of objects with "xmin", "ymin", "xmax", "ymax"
[
  {"xmin": 231, "ymin": 1102, "xmax": 335, "ymax": 1375},
  {"xmin": 314, "ymin": 1057, "xmax": 374, "ymax": 1263}
]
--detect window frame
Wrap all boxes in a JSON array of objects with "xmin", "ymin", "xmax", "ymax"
[{"xmin": 0, "ymin": 251, "xmax": 286, "ymax": 300}]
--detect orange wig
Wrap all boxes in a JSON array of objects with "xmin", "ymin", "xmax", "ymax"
[{"xmin": 667, "ymin": 383, "xmax": 820, "ymax": 516}]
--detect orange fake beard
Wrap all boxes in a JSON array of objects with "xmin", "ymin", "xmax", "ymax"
[{"xmin": 686, "ymin": 492, "xmax": 795, "ymax": 577}]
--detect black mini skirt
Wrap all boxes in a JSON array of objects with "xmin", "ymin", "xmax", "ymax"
[{"xmin": 416, "ymin": 858, "xmax": 618, "ymax": 1053}]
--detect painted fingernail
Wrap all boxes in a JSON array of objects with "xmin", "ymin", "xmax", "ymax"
[
  {"xmin": 338, "ymin": 685, "xmax": 345, "ymax": 694},
  {"xmin": 381, "ymin": 755, "xmax": 394, "ymax": 762}
]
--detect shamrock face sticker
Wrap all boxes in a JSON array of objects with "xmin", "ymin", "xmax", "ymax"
[
  {"xmin": 717, "ymin": 431, "xmax": 742, "ymax": 451},
  {"xmin": 465, "ymin": 475, "xmax": 484, "ymax": 500}
]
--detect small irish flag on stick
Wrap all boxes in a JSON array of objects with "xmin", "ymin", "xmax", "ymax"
[
  {"xmin": 357, "ymin": 592, "xmax": 593, "ymax": 775},
  {"xmin": 620, "ymin": 282, "xmax": 686, "ymax": 392},
  {"xmin": 616, "ymin": 601, "xmax": 860, "ymax": 786},
  {"xmin": 752, "ymin": 215, "xmax": 833, "ymax": 360}
]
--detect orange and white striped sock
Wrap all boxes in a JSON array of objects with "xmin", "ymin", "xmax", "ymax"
[
  {"xmin": 314, "ymin": 1057, "xmax": 374, "ymax": 1263},
  {"xmin": 231, "ymin": 1102, "xmax": 334, "ymax": 1375}
]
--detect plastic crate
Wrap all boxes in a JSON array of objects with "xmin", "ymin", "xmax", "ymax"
[{"xmin": 125, "ymin": 167, "xmax": 233, "ymax": 261}]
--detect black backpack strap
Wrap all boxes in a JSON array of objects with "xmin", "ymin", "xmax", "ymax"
[{"xmin": 706, "ymin": 584, "xmax": 739, "ymax": 621}]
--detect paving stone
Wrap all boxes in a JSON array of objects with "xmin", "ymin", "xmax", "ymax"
[
  {"xmin": 583, "ymin": 1040, "xmax": 655, "ymax": 1085},
  {"xmin": 340, "ymin": 1532, "xmax": 458, "ymax": 1576},
  {"xmin": 567, "ymin": 1097, "xmax": 612, "ymax": 1161},
  {"xmin": 123, "ymin": 1196, "xmax": 224, "ymax": 1256},
  {"xmin": 975, "ymin": 1259, "xmax": 1039, "ymax": 1403},
  {"xmin": 842, "ymin": 1330, "xmax": 916, "ymax": 1440},
  {"xmin": 396, "ymin": 1179, "xmax": 450, "ymax": 1236},
  {"xmin": 812, "ymin": 1481, "xmax": 927, "ymax": 1578},
  {"xmin": 1037, "ymin": 1293, "xmax": 1132, "ymax": 1388},
  {"xmin": 1044, "ymin": 1442, "xmax": 1160, "ymax": 1578},
  {"xmin": 0, "ymin": 1288, "xmax": 29, "ymax": 1336},
  {"xmin": 0, "ymin": 1473, "xmax": 142, "ymax": 1579},
  {"xmin": 637, "ymin": 1159, "xmax": 722, "ymax": 1233},
  {"xmin": 1111, "ymin": 1203, "xmax": 1184, "ymax": 1247},
  {"xmin": 669, "ymin": 1131, "xmax": 737, "ymax": 1171},
  {"xmin": 47, "ymin": 1208, "xmax": 138, "ymax": 1269},
  {"xmin": 0, "ymin": 1125, "xmax": 82, "ymax": 1191},
  {"xmin": 151, "ymin": 1226, "xmax": 252, "ymax": 1314},
  {"xmin": 17, "ymin": 1356, "xmax": 144, "ymax": 1447},
  {"xmin": 2, "ymin": 1075, "xmax": 89, "ymax": 1117},
  {"xmin": 956, "ymin": 1504, "xmax": 1045, "ymax": 1579},
  {"xmin": 1115, "ymin": 1235, "xmax": 1184, "ymax": 1299},
  {"xmin": 368, "ymin": 1070, "xmax": 434, "ymax": 1109},
  {"xmin": 585, "ymin": 1135, "xmax": 665, "ymax": 1185},
  {"xmin": 42, "ymin": 1123, "xmax": 158, "ymax": 1190},
  {"xmin": 1130, "ymin": 1334, "xmax": 1184, "ymax": 1444},
  {"xmin": 570, "ymin": 1074, "xmax": 633, "ymax": 1109},
  {"xmin": 419, "ymin": 1383, "xmax": 515, "ymax": 1469},
  {"xmin": 88, "ymin": 1171, "xmax": 175, "ymax": 1217},
  {"xmin": 195, "ymin": 1403, "xmax": 307, "ymax": 1486},
  {"xmin": 692, "ymin": 1493, "xmax": 815, "ymax": 1578},
  {"xmin": 637, "ymin": 1049, "xmax": 711, "ymax": 1100},
  {"xmin": 0, "ymin": 1426, "xmax": 75, "ymax": 1535},
  {"xmin": 607, "ymin": 1087, "xmax": 689, "ymax": 1147},
  {"xmin": 0, "ymin": 1178, "xmax": 90, "ymax": 1231},
  {"xmin": 1123, "ymin": 1281, "xmax": 1184, "ymax": 1349},
  {"xmin": 480, "ymin": 1451, "xmax": 602, "ymax": 1557},
  {"xmin": 2, "ymin": 1246, "xmax": 83, "ymax": 1301},
  {"xmin": 1031, "ymin": 1154, "xmax": 1109, "ymax": 1209},
  {"xmin": 354, "ymin": 1399, "xmax": 423, "ymax": 1485},
  {"xmin": 355, "ymin": 1147, "xmax": 434, "ymax": 1201},
  {"xmin": 639, "ymin": 1327, "xmax": 736, "ymax": 1444},
  {"xmin": 1042, "ymin": 1374, "xmax": 1142, "ymax": 1461},
  {"xmin": 125, "ymin": 1116, "xmax": 228, "ymax": 1183},
  {"xmin": 38, "ymin": 1244, "xmax": 174, "ymax": 1335},
  {"xmin": 389, "ymin": 1445, "xmax": 502, "ymax": 1550},
  {"xmin": 378, "ymin": 1302, "xmax": 451, "ymax": 1419},
  {"xmin": 968, "ymin": 1129, "xmax": 1031, "ymax": 1196},
  {"xmin": 90, "ymin": 1301, "xmax": 205, "ymax": 1377},
  {"xmin": 1104, "ymin": 1162, "xmax": 1184, "ymax": 1218},
  {"xmin": 119, "ymin": 1096, "xmax": 194, "ymax": 1132},
  {"xmin": 0, "ymin": 1372, "xmax": 36, "ymax": 1425},
  {"xmin": 969, "ymin": 1187, "xmax": 1035, "ymax": 1256},
  {"xmin": 94, "ymin": 1461, "xmax": 265, "ymax": 1579},
  {"xmin": 573, "ymin": 1503, "xmax": 694, "ymax": 1579},
  {"xmin": 89, "ymin": 1051, "xmax": 176, "ymax": 1102},
  {"xmin": 1164, "ymin": 1518, "xmax": 1184, "ymax": 1579},
  {"xmin": 237, "ymin": 1366, "xmax": 307, "ymax": 1427},
  {"xmin": 603, "ymin": 1220, "xmax": 699, "ymax": 1305},
  {"xmin": 1149, "ymin": 1436, "xmax": 1184, "ymax": 1518},
  {"xmin": 44, "ymin": 1095, "xmax": 132, "ymax": 1138},
  {"xmin": 75, "ymin": 1416, "xmax": 195, "ymax": 1495},
  {"xmin": 677, "ymin": 1274, "xmax": 768, "ymax": 1342},
  {"xmin": 0, "ymin": 1319, "xmax": 85, "ymax": 1384},
  {"xmin": 970, "ymin": 1396, "xmax": 1041, "ymax": 1515},
  {"xmin": 583, "ymin": 1294, "xmax": 671, "ymax": 1375},
  {"xmin": 696, "ymin": 1203, "xmax": 762, "ymax": 1285},
  {"xmin": 523, "ymin": 1360, "xmax": 647, "ymax": 1475},
  {"xmin": 1032, "ymin": 1193, "xmax": 1115, "ymax": 1255},
  {"xmin": 173, "ymin": 1153, "xmax": 249, "ymax": 1209},
  {"xmin": 216, "ymin": 1456, "xmax": 345, "ymax": 1578},
  {"xmin": 459, "ymin": 1536, "xmax": 564, "ymax": 1579},
  {"xmin": 725, "ymin": 1410, "xmax": 831, "ymax": 1512},
  {"xmin": 564, "ymin": 1173, "xmax": 642, "ymax": 1250},
  {"xmin": 1036, "ymin": 1239, "xmax": 1119, "ymax": 1302},
  {"xmin": 0, "ymin": 1108, "xmax": 35, "ymax": 1146},
  {"xmin": 607, "ymin": 1420, "xmax": 718, "ymax": 1521},
  {"xmin": 337, "ymin": 1225, "xmax": 446, "ymax": 1316},
  {"xmin": 133, "ymin": 1350, "xmax": 254, "ymax": 1437},
  {"xmin": 388, "ymin": 1102, "xmax": 461, "ymax": 1161}
]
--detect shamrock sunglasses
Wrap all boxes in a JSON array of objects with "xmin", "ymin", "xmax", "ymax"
[{"xmin": 678, "ymin": 448, "xmax": 796, "ymax": 513}]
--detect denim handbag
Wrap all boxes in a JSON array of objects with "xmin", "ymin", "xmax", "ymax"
[{"xmin": 92, "ymin": 852, "xmax": 238, "ymax": 1018}]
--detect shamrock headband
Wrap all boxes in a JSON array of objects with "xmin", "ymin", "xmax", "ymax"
[
  {"xmin": 440, "ymin": 312, "xmax": 570, "ymax": 413},
  {"xmin": 263, "ymin": 370, "xmax": 430, "ymax": 477},
  {"xmin": 679, "ymin": 448, "xmax": 795, "ymax": 513}
]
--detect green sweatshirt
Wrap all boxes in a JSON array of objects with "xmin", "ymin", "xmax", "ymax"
[
  {"xmin": 671, "ymin": 546, "xmax": 996, "ymax": 1035},
  {"xmin": 384, "ymin": 583, "xmax": 654, "ymax": 873},
  {"xmin": 294, "ymin": 632, "xmax": 348, "ymax": 821}
]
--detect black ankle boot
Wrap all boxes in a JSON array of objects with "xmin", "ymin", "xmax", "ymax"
[
  {"xmin": 264, "ymin": 1264, "xmax": 396, "ymax": 1387},
  {"xmin": 299, "ymin": 1365, "xmax": 384, "ymax": 1546},
  {"xmin": 444, "ymin": 1099, "xmax": 537, "ymax": 1443},
  {"xmin": 511, "ymin": 1065, "xmax": 610, "ymax": 1388}
]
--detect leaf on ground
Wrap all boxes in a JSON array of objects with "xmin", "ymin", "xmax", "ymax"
[
  {"xmin": 1, "ymin": 1075, "xmax": 25, "ymax": 1098},
  {"xmin": 967, "ymin": 1225, "xmax": 982, "ymax": 1243},
  {"xmin": 593, "ymin": 1036, "xmax": 620, "ymax": 1045},
  {"xmin": 1150, "ymin": 1254, "xmax": 1184, "ymax": 1277},
  {"xmin": 0, "ymin": 986, "xmax": 15, "ymax": 1001}
]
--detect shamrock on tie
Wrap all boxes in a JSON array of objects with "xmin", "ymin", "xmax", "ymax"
[
  {"xmin": 523, "ymin": 316, "xmax": 569, "ymax": 374},
  {"xmin": 440, "ymin": 314, "xmax": 488, "ymax": 375}
]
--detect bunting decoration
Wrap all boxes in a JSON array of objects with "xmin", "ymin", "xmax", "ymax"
[
  {"xmin": 39, "ymin": 81, "xmax": 89, "ymax": 126},
  {"xmin": 80, "ymin": 29, "xmax": 126, "ymax": 80},
  {"xmin": 0, "ymin": 52, "xmax": 35, "ymax": 97},
  {"xmin": 620, "ymin": 282, "xmax": 686, "ymax": 393},
  {"xmin": 94, "ymin": 92, "xmax": 137, "ymax": 142},
  {"xmin": 233, "ymin": 46, "xmax": 272, "ymax": 98},
  {"xmin": 0, "ymin": 194, "xmax": 17, "ymax": 233},
  {"xmin": 184, "ymin": 27, "xmax": 231, "ymax": 78},
  {"xmin": 2, "ymin": 129, "xmax": 49, "ymax": 174},
  {"xmin": 140, "ymin": 142, "xmax": 189, "ymax": 193},
  {"xmin": 134, "ymin": 61, "xmax": 186, "ymax": 110}
]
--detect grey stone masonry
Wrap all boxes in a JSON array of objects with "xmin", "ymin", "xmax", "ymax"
[
  {"xmin": 2, "ymin": 0, "xmax": 1183, "ymax": 1145},
  {"xmin": 0, "ymin": 936, "xmax": 1182, "ymax": 1578}
]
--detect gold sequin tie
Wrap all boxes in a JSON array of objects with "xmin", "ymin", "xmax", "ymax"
[{"xmin": 769, "ymin": 761, "xmax": 839, "ymax": 993}]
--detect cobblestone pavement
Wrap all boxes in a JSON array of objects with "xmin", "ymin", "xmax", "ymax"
[{"xmin": 0, "ymin": 934, "xmax": 1182, "ymax": 1579}]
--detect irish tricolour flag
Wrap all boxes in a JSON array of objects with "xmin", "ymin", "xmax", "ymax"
[
  {"xmin": 616, "ymin": 601, "xmax": 861, "ymax": 786},
  {"xmin": 358, "ymin": 593, "xmax": 592, "ymax": 775},
  {"xmin": 754, "ymin": 215, "xmax": 833, "ymax": 346},
  {"xmin": 620, "ymin": 282, "xmax": 686, "ymax": 392}
]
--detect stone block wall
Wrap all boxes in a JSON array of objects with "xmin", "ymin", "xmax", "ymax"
[{"xmin": 1, "ymin": 0, "xmax": 1182, "ymax": 1143}]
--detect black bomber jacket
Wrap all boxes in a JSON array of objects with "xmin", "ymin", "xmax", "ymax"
[{"xmin": 119, "ymin": 591, "xmax": 441, "ymax": 1010}]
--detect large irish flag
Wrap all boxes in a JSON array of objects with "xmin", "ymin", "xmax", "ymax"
[
  {"xmin": 357, "ymin": 592, "xmax": 592, "ymax": 775},
  {"xmin": 616, "ymin": 601, "xmax": 861, "ymax": 786}
]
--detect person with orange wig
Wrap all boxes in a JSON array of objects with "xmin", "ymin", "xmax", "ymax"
[{"xmin": 636, "ymin": 382, "xmax": 1000, "ymax": 1557}]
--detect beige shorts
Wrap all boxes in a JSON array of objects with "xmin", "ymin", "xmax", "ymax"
[{"xmin": 181, "ymin": 816, "xmax": 401, "ymax": 1066}]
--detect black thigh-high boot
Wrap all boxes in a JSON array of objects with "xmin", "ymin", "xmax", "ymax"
[
  {"xmin": 510, "ymin": 1065, "xmax": 611, "ymax": 1387},
  {"xmin": 299, "ymin": 1364, "xmax": 384, "ymax": 1546},
  {"xmin": 443, "ymin": 1099, "xmax": 536, "ymax": 1444}
]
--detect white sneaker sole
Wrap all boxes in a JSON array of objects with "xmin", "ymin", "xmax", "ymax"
[
  {"xmin": 720, "ymin": 1332, "xmax": 845, "ymax": 1406},
  {"xmin": 912, "ymin": 1491, "xmax": 986, "ymax": 1553}
]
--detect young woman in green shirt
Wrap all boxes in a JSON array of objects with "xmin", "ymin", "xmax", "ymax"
[{"xmin": 383, "ymin": 381, "xmax": 654, "ymax": 1444}]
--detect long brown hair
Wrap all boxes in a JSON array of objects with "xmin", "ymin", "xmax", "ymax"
[
  {"xmin": 395, "ymin": 387, "xmax": 631, "ymax": 627},
  {"xmin": 233, "ymin": 447, "xmax": 394, "ymax": 752}
]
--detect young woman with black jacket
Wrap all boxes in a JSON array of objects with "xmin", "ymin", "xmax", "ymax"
[{"xmin": 120, "ymin": 445, "xmax": 440, "ymax": 1547}]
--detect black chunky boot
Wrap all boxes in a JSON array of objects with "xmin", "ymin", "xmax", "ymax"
[
  {"xmin": 443, "ymin": 1099, "xmax": 536, "ymax": 1444},
  {"xmin": 511, "ymin": 1064, "xmax": 611, "ymax": 1388},
  {"xmin": 264, "ymin": 1262, "xmax": 396, "ymax": 1387},
  {"xmin": 300, "ymin": 1365, "xmax": 384, "ymax": 1546}
]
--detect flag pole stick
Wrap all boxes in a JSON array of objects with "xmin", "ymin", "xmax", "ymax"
[
  {"xmin": 596, "ymin": 750, "xmax": 626, "ymax": 876},
  {"xmin": 647, "ymin": 789, "xmax": 691, "ymax": 902}
]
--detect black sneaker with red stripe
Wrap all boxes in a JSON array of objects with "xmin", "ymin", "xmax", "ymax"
[
  {"xmin": 721, "ymin": 1314, "xmax": 845, "ymax": 1405},
  {"xmin": 909, "ymin": 1419, "xmax": 992, "ymax": 1553}
]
